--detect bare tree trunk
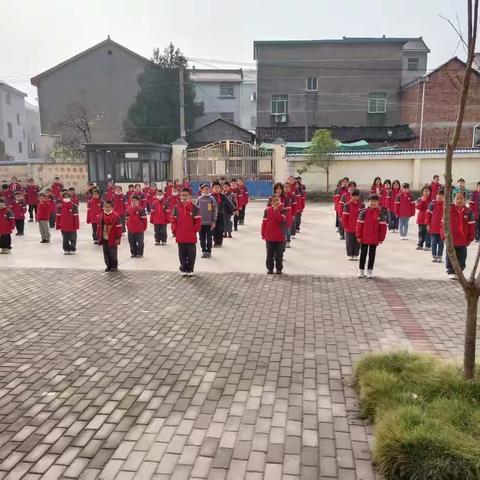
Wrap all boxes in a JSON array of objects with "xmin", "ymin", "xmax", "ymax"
[
  {"xmin": 464, "ymin": 289, "xmax": 479, "ymax": 378},
  {"xmin": 326, "ymin": 168, "xmax": 330, "ymax": 193}
]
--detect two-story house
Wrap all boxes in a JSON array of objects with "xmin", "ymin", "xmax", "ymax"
[
  {"xmin": 189, "ymin": 68, "xmax": 257, "ymax": 131},
  {"xmin": 254, "ymin": 37, "xmax": 429, "ymax": 143},
  {"xmin": 0, "ymin": 82, "xmax": 28, "ymax": 161}
]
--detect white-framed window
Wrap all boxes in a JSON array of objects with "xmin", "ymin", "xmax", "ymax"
[
  {"xmin": 368, "ymin": 92, "xmax": 387, "ymax": 114},
  {"xmin": 408, "ymin": 57, "xmax": 419, "ymax": 71},
  {"xmin": 23, "ymin": 129, "xmax": 26, "ymax": 139},
  {"xmin": 220, "ymin": 112, "xmax": 234, "ymax": 123},
  {"xmin": 16, "ymin": 113, "xmax": 20, "ymax": 125},
  {"xmin": 18, "ymin": 141, "xmax": 22, "ymax": 153},
  {"xmin": 306, "ymin": 76, "xmax": 318, "ymax": 91},
  {"xmin": 250, "ymin": 116, "xmax": 256, "ymax": 129},
  {"xmin": 219, "ymin": 84, "xmax": 234, "ymax": 97},
  {"xmin": 7, "ymin": 122, "xmax": 12, "ymax": 138},
  {"xmin": 6, "ymin": 92, "xmax": 11, "ymax": 105},
  {"xmin": 271, "ymin": 95, "xmax": 288, "ymax": 114}
]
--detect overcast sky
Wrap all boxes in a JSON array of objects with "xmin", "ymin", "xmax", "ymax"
[{"xmin": 0, "ymin": 0, "xmax": 468, "ymax": 103}]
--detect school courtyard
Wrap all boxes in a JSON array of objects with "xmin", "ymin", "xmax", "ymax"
[{"xmin": 0, "ymin": 202, "xmax": 471, "ymax": 480}]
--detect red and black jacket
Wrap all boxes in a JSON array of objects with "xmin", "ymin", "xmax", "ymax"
[
  {"xmin": 356, "ymin": 207, "xmax": 387, "ymax": 245},
  {"xmin": 416, "ymin": 196, "xmax": 430, "ymax": 225},
  {"xmin": 380, "ymin": 189, "xmax": 391, "ymax": 210},
  {"xmin": 36, "ymin": 201, "xmax": 51, "ymax": 221},
  {"xmin": 126, "ymin": 205, "xmax": 147, "ymax": 233},
  {"xmin": 10, "ymin": 200, "xmax": 27, "ymax": 220},
  {"xmin": 51, "ymin": 182, "xmax": 63, "ymax": 199},
  {"xmin": 150, "ymin": 198, "xmax": 170, "ymax": 225},
  {"xmin": 56, "ymin": 202, "xmax": 79, "ymax": 232},
  {"xmin": 86, "ymin": 198, "xmax": 104, "ymax": 224},
  {"xmin": 261, "ymin": 206, "xmax": 286, "ymax": 242},
  {"xmin": 469, "ymin": 191, "xmax": 480, "ymax": 219},
  {"xmin": 25, "ymin": 185, "xmax": 39, "ymax": 205},
  {"xmin": 333, "ymin": 186, "xmax": 348, "ymax": 211},
  {"xmin": 170, "ymin": 201, "xmax": 202, "ymax": 243},
  {"xmin": 97, "ymin": 211, "xmax": 123, "ymax": 247},
  {"xmin": 342, "ymin": 200, "xmax": 365, "ymax": 233},
  {"xmin": 389, "ymin": 188, "xmax": 400, "ymax": 212},
  {"xmin": 0, "ymin": 207, "xmax": 15, "ymax": 234},
  {"xmin": 441, "ymin": 205, "xmax": 475, "ymax": 246},
  {"xmin": 112, "ymin": 193, "xmax": 127, "ymax": 216},
  {"xmin": 394, "ymin": 192, "xmax": 415, "ymax": 218},
  {"xmin": 426, "ymin": 200, "xmax": 444, "ymax": 235}
]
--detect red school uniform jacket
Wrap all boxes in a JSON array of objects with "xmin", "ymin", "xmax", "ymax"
[
  {"xmin": 48, "ymin": 195, "xmax": 57, "ymax": 215},
  {"xmin": 86, "ymin": 198, "xmax": 104, "ymax": 225},
  {"xmin": 36, "ymin": 200, "xmax": 51, "ymax": 221},
  {"xmin": 389, "ymin": 188, "xmax": 400, "ymax": 212},
  {"xmin": 167, "ymin": 194, "xmax": 180, "ymax": 212},
  {"xmin": 112, "ymin": 193, "xmax": 127, "ymax": 216},
  {"xmin": 126, "ymin": 205, "xmax": 147, "ymax": 233},
  {"xmin": 70, "ymin": 194, "xmax": 79, "ymax": 206},
  {"xmin": 261, "ymin": 206, "xmax": 287, "ymax": 242},
  {"xmin": 333, "ymin": 186, "xmax": 348, "ymax": 211},
  {"xmin": 342, "ymin": 200, "xmax": 365, "ymax": 233},
  {"xmin": 105, "ymin": 184, "xmax": 114, "ymax": 201},
  {"xmin": 240, "ymin": 185, "xmax": 249, "ymax": 205},
  {"xmin": 9, "ymin": 182, "xmax": 24, "ymax": 193},
  {"xmin": 150, "ymin": 198, "xmax": 170, "ymax": 225},
  {"xmin": 356, "ymin": 207, "xmax": 387, "ymax": 246},
  {"xmin": 10, "ymin": 200, "xmax": 27, "ymax": 220},
  {"xmin": 268, "ymin": 194, "xmax": 293, "ymax": 228},
  {"xmin": 469, "ymin": 191, "xmax": 480, "ymax": 219},
  {"xmin": 337, "ymin": 191, "xmax": 352, "ymax": 217},
  {"xmin": 416, "ymin": 196, "xmax": 430, "ymax": 225},
  {"xmin": 0, "ymin": 206, "xmax": 15, "ymax": 234},
  {"xmin": 97, "ymin": 211, "xmax": 123, "ymax": 247},
  {"xmin": 56, "ymin": 202, "xmax": 79, "ymax": 232},
  {"xmin": 233, "ymin": 187, "xmax": 245, "ymax": 209},
  {"xmin": 25, "ymin": 185, "xmax": 39, "ymax": 205},
  {"xmin": 51, "ymin": 182, "xmax": 63, "ymax": 199},
  {"xmin": 380, "ymin": 189, "xmax": 391, "ymax": 210},
  {"xmin": 441, "ymin": 205, "xmax": 475, "ymax": 246},
  {"xmin": 426, "ymin": 200, "xmax": 444, "ymax": 235},
  {"xmin": 370, "ymin": 185, "xmax": 383, "ymax": 196},
  {"xmin": 170, "ymin": 201, "xmax": 202, "ymax": 243},
  {"xmin": 394, "ymin": 192, "xmax": 415, "ymax": 218},
  {"xmin": 430, "ymin": 181, "xmax": 442, "ymax": 201}
]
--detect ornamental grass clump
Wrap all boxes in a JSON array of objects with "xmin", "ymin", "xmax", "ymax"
[{"xmin": 355, "ymin": 352, "xmax": 480, "ymax": 479}]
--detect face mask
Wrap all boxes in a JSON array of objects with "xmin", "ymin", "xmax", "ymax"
[
  {"xmin": 63, "ymin": 198, "xmax": 71, "ymax": 203},
  {"xmin": 172, "ymin": 191, "xmax": 178, "ymax": 196},
  {"xmin": 157, "ymin": 196, "xmax": 163, "ymax": 200}
]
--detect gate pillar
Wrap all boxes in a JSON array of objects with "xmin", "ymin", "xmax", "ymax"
[
  {"xmin": 272, "ymin": 138, "xmax": 287, "ymax": 183},
  {"xmin": 171, "ymin": 138, "xmax": 188, "ymax": 181}
]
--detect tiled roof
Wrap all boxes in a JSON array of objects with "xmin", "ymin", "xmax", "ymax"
[{"xmin": 256, "ymin": 125, "xmax": 415, "ymax": 143}]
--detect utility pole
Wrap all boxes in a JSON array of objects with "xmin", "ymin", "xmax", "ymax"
[
  {"xmin": 419, "ymin": 77, "xmax": 427, "ymax": 149},
  {"xmin": 179, "ymin": 68, "xmax": 186, "ymax": 140}
]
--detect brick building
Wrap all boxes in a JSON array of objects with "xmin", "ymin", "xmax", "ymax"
[{"xmin": 401, "ymin": 57, "xmax": 480, "ymax": 148}]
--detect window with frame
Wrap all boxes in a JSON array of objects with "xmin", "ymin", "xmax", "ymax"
[
  {"xmin": 7, "ymin": 122, "xmax": 12, "ymax": 138},
  {"xmin": 368, "ymin": 92, "xmax": 387, "ymax": 114},
  {"xmin": 219, "ymin": 84, "xmax": 234, "ymax": 97},
  {"xmin": 250, "ymin": 116, "xmax": 256, "ymax": 129},
  {"xmin": 306, "ymin": 77, "xmax": 318, "ymax": 91},
  {"xmin": 6, "ymin": 92, "xmax": 11, "ymax": 105},
  {"xmin": 220, "ymin": 112, "xmax": 234, "ymax": 123},
  {"xmin": 271, "ymin": 95, "xmax": 288, "ymax": 115},
  {"xmin": 408, "ymin": 57, "xmax": 419, "ymax": 71},
  {"xmin": 18, "ymin": 142, "xmax": 22, "ymax": 153},
  {"xmin": 17, "ymin": 113, "xmax": 20, "ymax": 125}
]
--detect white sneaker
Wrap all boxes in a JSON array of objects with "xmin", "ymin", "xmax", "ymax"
[
  {"xmin": 358, "ymin": 269, "xmax": 365, "ymax": 278},
  {"xmin": 448, "ymin": 274, "xmax": 457, "ymax": 280},
  {"xmin": 366, "ymin": 270, "xmax": 373, "ymax": 279}
]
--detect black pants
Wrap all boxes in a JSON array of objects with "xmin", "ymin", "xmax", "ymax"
[
  {"xmin": 224, "ymin": 215, "xmax": 233, "ymax": 235},
  {"xmin": 103, "ymin": 243, "xmax": 118, "ymax": 270},
  {"xmin": 154, "ymin": 224, "xmax": 167, "ymax": 243},
  {"xmin": 28, "ymin": 204, "xmax": 37, "ymax": 220},
  {"xmin": 296, "ymin": 212, "xmax": 302, "ymax": 231},
  {"xmin": 128, "ymin": 232, "xmax": 144, "ymax": 256},
  {"xmin": 91, "ymin": 223, "xmax": 98, "ymax": 242},
  {"xmin": 200, "ymin": 225, "xmax": 213, "ymax": 252},
  {"xmin": 62, "ymin": 231, "xmax": 77, "ymax": 252},
  {"xmin": 49, "ymin": 212, "xmax": 56, "ymax": 228},
  {"xmin": 0, "ymin": 234, "xmax": 12, "ymax": 249},
  {"xmin": 233, "ymin": 214, "xmax": 239, "ymax": 230},
  {"xmin": 389, "ymin": 212, "xmax": 399, "ymax": 231},
  {"xmin": 446, "ymin": 246, "xmax": 467, "ymax": 274},
  {"xmin": 338, "ymin": 222, "xmax": 345, "ymax": 239},
  {"xmin": 417, "ymin": 224, "xmax": 431, "ymax": 248},
  {"xmin": 15, "ymin": 219, "xmax": 24, "ymax": 235},
  {"xmin": 213, "ymin": 214, "xmax": 225, "ymax": 246},
  {"xmin": 178, "ymin": 243, "xmax": 196, "ymax": 273},
  {"xmin": 266, "ymin": 241, "xmax": 284, "ymax": 272},
  {"xmin": 239, "ymin": 206, "xmax": 246, "ymax": 223},
  {"xmin": 345, "ymin": 232, "xmax": 360, "ymax": 257},
  {"xmin": 120, "ymin": 215, "xmax": 126, "ymax": 233},
  {"xmin": 359, "ymin": 244, "xmax": 377, "ymax": 270},
  {"xmin": 476, "ymin": 217, "xmax": 480, "ymax": 241}
]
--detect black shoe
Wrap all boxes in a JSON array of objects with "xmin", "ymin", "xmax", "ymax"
[
  {"xmin": 94, "ymin": 240, "xmax": 99, "ymax": 245},
  {"xmin": 228, "ymin": 233, "xmax": 232, "ymax": 238},
  {"xmin": 110, "ymin": 268, "xmax": 118, "ymax": 272},
  {"xmin": 137, "ymin": 255, "xmax": 143, "ymax": 258},
  {"xmin": 276, "ymin": 270, "xmax": 283, "ymax": 275},
  {"xmin": 40, "ymin": 239, "xmax": 47, "ymax": 243},
  {"xmin": 131, "ymin": 254, "xmax": 136, "ymax": 258},
  {"xmin": 155, "ymin": 242, "xmax": 160, "ymax": 246},
  {"xmin": 105, "ymin": 268, "xmax": 111, "ymax": 272},
  {"xmin": 267, "ymin": 270, "xmax": 274, "ymax": 274},
  {"xmin": 28, "ymin": 219, "xmax": 34, "ymax": 223},
  {"xmin": 234, "ymin": 227, "xmax": 238, "ymax": 231},
  {"xmin": 201, "ymin": 252, "xmax": 207, "ymax": 258}
]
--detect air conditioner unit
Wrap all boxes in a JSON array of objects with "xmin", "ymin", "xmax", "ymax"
[{"xmin": 275, "ymin": 114, "xmax": 287, "ymax": 123}]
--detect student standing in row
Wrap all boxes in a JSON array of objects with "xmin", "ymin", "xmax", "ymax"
[
  {"xmin": 222, "ymin": 182, "xmax": 238, "ymax": 238},
  {"xmin": 112, "ymin": 186, "xmax": 127, "ymax": 233},
  {"xmin": 11, "ymin": 191, "xmax": 27, "ymax": 236},
  {"xmin": 426, "ymin": 189, "xmax": 445, "ymax": 263},
  {"xmin": 415, "ymin": 185, "xmax": 431, "ymax": 250},
  {"xmin": 395, "ymin": 183, "xmax": 415, "ymax": 240},
  {"xmin": 342, "ymin": 189, "xmax": 364, "ymax": 260},
  {"xmin": 86, "ymin": 190, "xmax": 104, "ymax": 244},
  {"xmin": 389, "ymin": 179, "xmax": 401, "ymax": 232},
  {"xmin": 197, "ymin": 184, "xmax": 217, "ymax": 258},
  {"xmin": 211, "ymin": 181, "xmax": 235, "ymax": 247},
  {"xmin": 25, "ymin": 179, "xmax": 39, "ymax": 223},
  {"xmin": 97, "ymin": 200, "xmax": 123, "ymax": 272},
  {"xmin": 469, "ymin": 182, "xmax": 480, "ymax": 242},
  {"xmin": 56, "ymin": 192, "xmax": 79, "ymax": 255},
  {"xmin": 170, "ymin": 188, "xmax": 202, "ymax": 276},
  {"xmin": 261, "ymin": 195, "xmax": 286, "ymax": 274},
  {"xmin": 126, "ymin": 195, "xmax": 147, "ymax": 258},
  {"xmin": 36, "ymin": 193, "xmax": 51, "ymax": 243},
  {"xmin": 0, "ymin": 197, "xmax": 14, "ymax": 254},
  {"xmin": 150, "ymin": 189, "xmax": 169, "ymax": 246},
  {"xmin": 333, "ymin": 177, "xmax": 349, "ymax": 239}
]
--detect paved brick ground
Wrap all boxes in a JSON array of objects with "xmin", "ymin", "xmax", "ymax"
[{"xmin": 0, "ymin": 269, "xmax": 466, "ymax": 479}]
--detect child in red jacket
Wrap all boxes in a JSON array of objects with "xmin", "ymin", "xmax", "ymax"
[
  {"xmin": 0, "ymin": 197, "xmax": 15, "ymax": 254},
  {"xmin": 56, "ymin": 192, "xmax": 80, "ymax": 254},
  {"xmin": 126, "ymin": 195, "xmax": 147, "ymax": 258},
  {"xmin": 356, "ymin": 194, "xmax": 387, "ymax": 278},
  {"xmin": 170, "ymin": 188, "xmax": 202, "ymax": 276},
  {"xmin": 444, "ymin": 191, "xmax": 475, "ymax": 280},
  {"xmin": 469, "ymin": 181, "xmax": 480, "ymax": 242},
  {"xmin": 333, "ymin": 177, "xmax": 349, "ymax": 239},
  {"xmin": 25, "ymin": 179, "xmax": 39, "ymax": 222},
  {"xmin": 86, "ymin": 189, "xmax": 104, "ymax": 244},
  {"xmin": 36, "ymin": 192, "xmax": 51, "ymax": 243},
  {"xmin": 10, "ymin": 191, "xmax": 27, "ymax": 236},
  {"xmin": 415, "ymin": 185, "xmax": 431, "ymax": 250},
  {"xmin": 426, "ymin": 189, "xmax": 445, "ymax": 263},
  {"xmin": 112, "ymin": 185, "xmax": 127, "ymax": 233},
  {"xmin": 150, "ymin": 189, "xmax": 170, "ymax": 246},
  {"xmin": 342, "ymin": 189, "xmax": 364, "ymax": 260},
  {"xmin": 97, "ymin": 200, "xmax": 123, "ymax": 272},
  {"xmin": 262, "ymin": 195, "xmax": 287, "ymax": 275},
  {"xmin": 389, "ymin": 179, "xmax": 401, "ymax": 232},
  {"xmin": 394, "ymin": 182, "xmax": 415, "ymax": 240}
]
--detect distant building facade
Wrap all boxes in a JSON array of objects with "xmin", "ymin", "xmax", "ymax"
[
  {"xmin": 0, "ymin": 82, "xmax": 28, "ymax": 161},
  {"xmin": 189, "ymin": 68, "xmax": 257, "ymax": 132},
  {"xmin": 401, "ymin": 57, "xmax": 480, "ymax": 149},
  {"xmin": 25, "ymin": 103, "xmax": 41, "ymax": 158},
  {"xmin": 254, "ymin": 37, "xmax": 429, "ymax": 140},
  {"xmin": 31, "ymin": 37, "xmax": 149, "ymax": 143}
]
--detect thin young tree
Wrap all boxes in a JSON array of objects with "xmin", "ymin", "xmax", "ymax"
[{"xmin": 443, "ymin": 0, "xmax": 480, "ymax": 378}]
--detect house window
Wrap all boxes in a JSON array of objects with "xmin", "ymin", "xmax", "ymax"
[
  {"xmin": 23, "ymin": 130, "xmax": 26, "ymax": 139},
  {"xmin": 306, "ymin": 77, "xmax": 318, "ymax": 91},
  {"xmin": 6, "ymin": 92, "xmax": 11, "ymax": 105},
  {"xmin": 250, "ymin": 116, "xmax": 256, "ymax": 129},
  {"xmin": 271, "ymin": 95, "xmax": 288, "ymax": 114},
  {"xmin": 18, "ymin": 142, "xmax": 22, "ymax": 154},
  {"xmin": 408, "ymin": 57, "xmax": 419, "ymax": 71},
  {"xmin": 368, "ymin": 92, "xmax": 387, "ymax": 114},
  {"xmin": 220, "ymin": 112, "xmax": 234, "ymax": 123},
  {"xmin": 17, "ymin": 113, "xmax": 20, "ymax": 125},
  {"xmin": 219, "ymin": 84, "xmax": 234, "ymax": 97},
  {"xmin": 7, "ymin": 122, "xmax": 12, "ymax": 138}
]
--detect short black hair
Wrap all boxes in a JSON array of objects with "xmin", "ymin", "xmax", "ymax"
[
  {"xmin": 348, "ymin": 181, "xmax": 357, "ymax": 188},
  {"xmin": 402, "ymin": 182, "xmax": 410, "ymax": 189},
  {"xmin": 131, "ymin": 195, "xmax": 140, "ymax": 201},
  {"xmin": 181, "ymin": 188, "xmax": 191, "ymax": 193},
  {"xmin": 68, "ymin": 187, "xmax": 75, "ymax": 191},
  {"xmin": 433, "ymin": 174, "xmax": 440, "ymax": 179},
  {"xmin": 104, "ymin": 200, "xmax": 113, "ymax": 206},
  {"xmin": 223, "ymin": 182, "xmax": 230, "ymax": 187},
  {"xmin": 212, "ymin": 181, "xmax": 221, "ymax": 187},
  {"xmin": 458, "ymin": 178, "xmax": 465, "ymax": 183},
  {"xmin": 438, "ymin": 189, "xmax": 445, "ymax": 195},
  {"xmin": 369, "ymin": 194, "xmax": 379, "ymax": 201},
  {"xmin": 156, "ymin": 189, "xmax": 163, "ymax": 193},
  {"xmin": 62, "ymin": 191, "xmax": 70, "ymax": 198},
  {"xmin": 352, "ymin": 189, "xmax": 360, "ymax": 197}
]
